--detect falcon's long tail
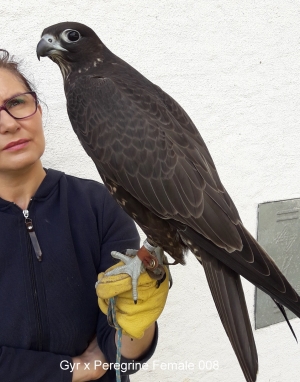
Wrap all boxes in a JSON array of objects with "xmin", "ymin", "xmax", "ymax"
[
  {"xmin": 175, "ymin": 222, "xmax": 300, "ymax": 382},
  {"xmin": 199, "ymin": 250, "xmax": 258, "ymax": 382},
  {"xmin": 179, "ymin": 224, "xmax": 300, "ymax": 318}
]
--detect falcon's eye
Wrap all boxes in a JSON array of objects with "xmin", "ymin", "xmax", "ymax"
[
  {"xmin": 67, "ymin": 30, "xmax": 80, "ymax": 42},
  {"xmin": 62, "ymin": 29, "xmax": 81, "ymax": 43}
]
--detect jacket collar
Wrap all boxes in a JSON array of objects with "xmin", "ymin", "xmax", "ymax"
[{"xmin": 0, "ymin": 168, "xmax": 64, "ymax": 211}]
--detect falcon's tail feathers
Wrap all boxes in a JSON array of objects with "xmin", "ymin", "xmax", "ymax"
[
  {"xmin": 272, "ymin": 299, "xmax": 298, "ymax": 342},
  {"xmin": 199, "ymin": 250, "xmax": 258, "ymax": 382},
  {"xmin": 178, "ymin": 224, "xmax": 300, "ymax": 319}
]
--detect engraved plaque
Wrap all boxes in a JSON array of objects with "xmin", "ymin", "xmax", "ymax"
[{"xmin": 255, "ymin": 198, "xmax": 300, "ymax": 329}]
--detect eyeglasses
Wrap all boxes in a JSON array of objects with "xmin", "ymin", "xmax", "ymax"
[{"xmin": 0, "ymin": 92, "xmax": 38, "ymax": 120}]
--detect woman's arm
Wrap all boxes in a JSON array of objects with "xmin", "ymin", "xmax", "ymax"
[
  {"xmin": 0, "ymin": 346, "xmax": 72, "ymax": 382},
  {"xmin": 95, "ymin": 188, "xmax": 159, "ymax": 374},
  {"xmin": 72, "ymin": 337, "xmax": 107, "ymax": 382},
  {"xmin": 0, "ymin": 340, "xmax": 108, "ymax": 382},
  {"xmin": 118, "ymin": 323, "xmax": 156, "ymax": 360}
]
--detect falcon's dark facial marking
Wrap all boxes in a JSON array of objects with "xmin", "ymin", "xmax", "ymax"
[{"xmin": 37, "ymin": 22, "xmax": 300, "ymax": 382}]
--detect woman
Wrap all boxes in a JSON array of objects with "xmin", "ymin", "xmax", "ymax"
[{"xmin": 0, "ymin": 50, "xmax": 163, "ymax": 381}]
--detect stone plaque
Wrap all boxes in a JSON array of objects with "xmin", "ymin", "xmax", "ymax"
[{"xmin": 255, "ymin": 198, "xmax": 300, "ymax": 329}]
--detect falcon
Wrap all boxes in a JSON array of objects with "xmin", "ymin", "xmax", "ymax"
[{"xmin": 37, "ymin": 22, "xmax": 300, "ymax": 382}]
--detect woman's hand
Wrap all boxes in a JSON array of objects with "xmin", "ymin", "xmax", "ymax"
[{"xmin": 72, "ymin": 337, "xmax": 107, "ymax": 382}]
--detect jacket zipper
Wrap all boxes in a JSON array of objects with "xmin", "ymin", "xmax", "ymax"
[
  {"xmin": 22, "ymin": 206, "xmax": 43, "ymax": 351},
  {"xmin": 23, "ymin": 209, "xmax": 42, "ymax": 261}
]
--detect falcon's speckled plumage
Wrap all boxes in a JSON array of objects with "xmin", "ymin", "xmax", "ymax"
[{"xmin": 37, "ymin": 22, "xmax": 300, "ymax": 382}]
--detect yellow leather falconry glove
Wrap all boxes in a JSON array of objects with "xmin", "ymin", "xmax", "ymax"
[{"xmin": 96, "ymin": 261, "xmax": 169, "ymax": 339}]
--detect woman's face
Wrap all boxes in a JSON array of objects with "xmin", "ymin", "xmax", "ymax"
[{"xmin": 0, "ymin": 69, "xmax": 45, "ymax": 174}]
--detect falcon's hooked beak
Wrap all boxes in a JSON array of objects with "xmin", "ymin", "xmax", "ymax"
[{"xmin": 36, "ymin": 34, "xmax": 68, "ymax": 60}]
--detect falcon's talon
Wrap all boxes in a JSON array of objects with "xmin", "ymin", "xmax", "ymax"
[
  {"xmin": 106, "ymin": 247, "xmax": 170, "ymax": 301},
  {"xmin": 106, "ymin": 250, "xmax": 145, "ymax": 301}
]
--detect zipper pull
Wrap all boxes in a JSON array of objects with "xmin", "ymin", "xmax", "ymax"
[{"xmin": 23, "ymin": 210, "xmax": 43, "ymax": 262}]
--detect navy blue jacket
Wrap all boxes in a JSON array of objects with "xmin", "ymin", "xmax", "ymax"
[{"xmin": 0, "ymin": 169, "xmax": 157, "ymax": 381}]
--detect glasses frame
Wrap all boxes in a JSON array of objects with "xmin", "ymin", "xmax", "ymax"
[{"xmin": 0, "ymin": 91, "xmax": 38, "ymax": 120}]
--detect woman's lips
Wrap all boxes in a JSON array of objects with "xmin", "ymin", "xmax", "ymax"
[{"xmin": 3, "ymin": 139, "xmax": 30, "ymax": 151}]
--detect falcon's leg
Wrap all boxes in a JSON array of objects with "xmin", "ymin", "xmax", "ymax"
[{"xmin": 106, "ymin": 240, "xmax": 166, "ymax": 302}]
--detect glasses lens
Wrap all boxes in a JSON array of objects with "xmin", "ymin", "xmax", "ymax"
[{"xmin": 5, "ymin": 93, "xmax": 37, "ymax": 119}]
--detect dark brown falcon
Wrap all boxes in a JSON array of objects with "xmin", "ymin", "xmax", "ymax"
[{"xmin": 37, "ymin": 22, "xmax": 300, "ymax": 382}]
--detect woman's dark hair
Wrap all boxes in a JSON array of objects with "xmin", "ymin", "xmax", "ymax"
[{"xmin": 0, "ymin": 49, "xmax": 35, "ymax": 92}]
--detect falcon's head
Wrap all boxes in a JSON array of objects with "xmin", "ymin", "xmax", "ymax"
[{"xmin": 37, "ymin": 22, "xmax": 104, "ymax": 79}]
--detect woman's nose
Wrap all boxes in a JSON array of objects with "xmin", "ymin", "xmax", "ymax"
[{"xmin": 0, "ymin": 110, "xmax": 20, "ymax": 134}]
